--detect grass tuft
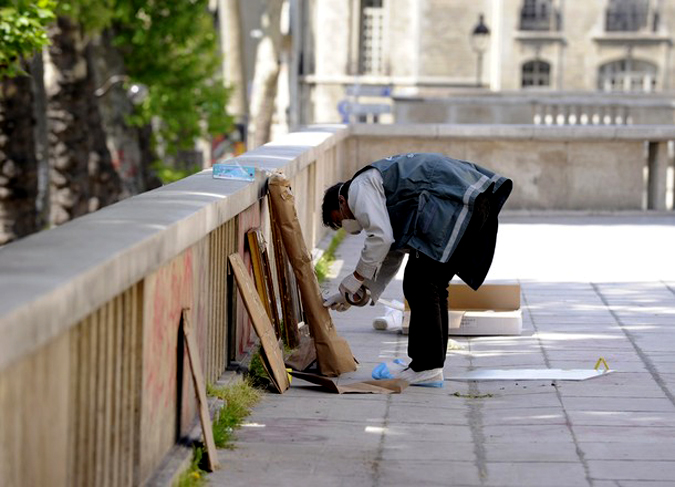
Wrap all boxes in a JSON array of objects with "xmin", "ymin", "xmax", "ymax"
[
  {"xmin": 314, "ymin": 229, "xmax": 345, "ymax": 284},
  {"xmin": 207, "ymin": 379, "xmax": 263, "ymax": 449},
  {"xmin": 174, "ymin": 447, "xmax": 207, "ymax": 487},
  {"xmin": 246, "ymin": 348, "xmax": 271, "ymax": 389}
]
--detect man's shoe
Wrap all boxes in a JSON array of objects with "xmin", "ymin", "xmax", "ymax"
[
  {"xmin": 396, "ymin": 367, "xmax": 444, "ymax": 388},
  {"xmin": 372, "ymin": 360, "xmax": 444, "ymax": 388}
]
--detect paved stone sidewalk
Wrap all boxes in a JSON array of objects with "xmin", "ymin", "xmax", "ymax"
[{"xmin": 210, "ymin": 213, "xmax": 675, "ymax": 487}]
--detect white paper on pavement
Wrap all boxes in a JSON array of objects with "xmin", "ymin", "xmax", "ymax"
[{"xmin": 446, "ymin": 368, "xmax": 613, "ymax": 382}]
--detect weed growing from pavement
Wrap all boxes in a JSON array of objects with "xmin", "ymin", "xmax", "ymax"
[
  {"xmin": 314, "ymin": 229, "xmax": 345, "ymax": 283},
  {"xmin": 208, "ymin": 379, "xmax": 262, "ymax": 449},
  {"xmin": 175, "ymin": 446, "xmax": 207, "ymax": 487},
  {"xmin": 452, "ymin": 391, "xmax": 494, "ymax": 399},
  {"xmin": 246, "ymin": 348, "xmax": 271, "ymax": 389}
]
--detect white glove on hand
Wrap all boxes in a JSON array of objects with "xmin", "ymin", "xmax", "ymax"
[
  {"xmin": 323, "ymin": 292, "xmax": 351, "ymax": 312},
  {"xmin": 339, "ymin": 273, "xmax": 364, "ymax": 297}
]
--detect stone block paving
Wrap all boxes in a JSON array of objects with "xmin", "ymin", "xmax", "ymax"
[{"xmin": 210, "ymin": 214, "xmax": 675, "ymax": 487}]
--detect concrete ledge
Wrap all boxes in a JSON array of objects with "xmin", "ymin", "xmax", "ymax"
[
  {"xmin": 501, "ymin": 209, "xmax": 675, "ymax": 218},
  {"xmin": 393, "ymin": 92, "xmax": 675, "ymax": 108}
]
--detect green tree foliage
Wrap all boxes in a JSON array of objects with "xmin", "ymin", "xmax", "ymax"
[
  {"xmin": 2, "ymin": 0, "xmax": 231, "ymax": 160},
  {"xmin": 57, "ymin": 0, "xmax": 113, "ymax": 32},
  {"xmin": 0, "ymin": 0, "xmax": 55, "ymax": 77},
  {"xmin": 111, "ymin": 0, "xmax": 232, "ymax": 156}
]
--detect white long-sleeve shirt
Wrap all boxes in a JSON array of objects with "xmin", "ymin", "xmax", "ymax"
[{"xmin": 348, "ymin": 168, "xmax": 396, "ymax": 280}]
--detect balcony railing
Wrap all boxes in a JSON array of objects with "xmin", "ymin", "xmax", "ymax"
[
  {"xmin": 520, "ymin": 12, "xmax": 561, "ymax": 31},
  {"xmin": 606, "ymin": 5, "xmax": 655, "ymax": 32}
]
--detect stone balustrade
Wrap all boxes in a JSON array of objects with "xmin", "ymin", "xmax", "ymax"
[{"xmin": 394, "ymin": 92, "xmax": 675, "ymax": 126}]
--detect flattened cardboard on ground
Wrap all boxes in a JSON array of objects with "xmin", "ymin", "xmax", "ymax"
[
  {"xmin": 229, "ymin": 253, "xmax": 290, "ymax": 393},
  {"xmin": 290, "ymin": 371, "xmax": 408, "ymax": 394},
  {"xmin": 268, "ymin": 173, "xmax": 357, "ymax": 377},
  {"xmin": 446, "ymin": 368, "xmax": 613, "ymax": 381}
]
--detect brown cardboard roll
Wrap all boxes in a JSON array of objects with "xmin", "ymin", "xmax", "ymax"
[{"xmin": 268, "ymin": 173, "xmax": 357, "ymax": 376}]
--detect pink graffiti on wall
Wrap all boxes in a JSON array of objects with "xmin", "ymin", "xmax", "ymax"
[
  {"xmin": 180, "ymin": 242, "xmax": 211, "ymax": 434},
  {"xmin": 144, "ymin": 248, "xmax": 194, "ymax": 414}
]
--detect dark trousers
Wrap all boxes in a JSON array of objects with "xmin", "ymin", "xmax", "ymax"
[
  {"xmin": 402, "ymin": 251, "xmax": 457, "ymax": 372},
  {"xmin": 402, "ymin": 191, "xmax": 491, "ymax": 372}
]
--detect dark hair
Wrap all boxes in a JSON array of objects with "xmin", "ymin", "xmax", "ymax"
[{"xmin": 322, "ymin": 181, "xmax": 344, "ymax": 230}]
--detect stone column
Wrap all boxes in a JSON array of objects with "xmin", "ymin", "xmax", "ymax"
[{"xmin": 647, "ymin": 141, "xmax": 669, "ymax": 210}]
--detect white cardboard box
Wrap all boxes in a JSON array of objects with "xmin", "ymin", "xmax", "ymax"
[
  {"xmin": 448, "ymin": 283, "xmax": 522, "ymax": 336},
  {"xmin": 402, "ymin": 283, "xmax": 522, "ymax": 336}
]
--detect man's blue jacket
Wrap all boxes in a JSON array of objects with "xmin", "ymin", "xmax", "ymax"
[{"xmin": 353, "ymin": 152, "xmax": 513, "ymax": 290}]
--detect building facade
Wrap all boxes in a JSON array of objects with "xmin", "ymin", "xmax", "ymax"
[{"xmin": 295, "ymin": 0, "xmax": 675, "ymax": 125}]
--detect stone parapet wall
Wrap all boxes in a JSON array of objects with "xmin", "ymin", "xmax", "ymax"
[
  {"xmin": 352, "ymin": 124, "xmax": 675, "ymax": 211},
  {"xmin": 0, "ymin": 124, "xmax": 352, "ymax": 486},
  {"xmin": 394, "ymin": 93, "xmax": 675, "ymax": 125}
]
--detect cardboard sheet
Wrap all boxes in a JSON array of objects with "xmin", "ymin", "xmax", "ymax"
[
  {"xmin": 446, "ymin": 369, "xmax": 613, "ymax": 382},
  {"xmin": 403, "ymin": 283, "xmax": 523, "ymax": 336},
  {"xmin": 246, "ymin": 229, "xmax": 280, "ymax": 335},
  {"xmin": 268, "ymin": 173, "xmax": 357, "ymax": 377},
  {"xmin": 182, "ymin": 310, "xmax": 220, "ymax": 471},
  {"xmin": 229, "ymin": 253, "xmax": 290, "ymax": 393},
  {"xmin": 290, "ymin": 371, "xmax": 408, "ymax": 394},
  {"xmin": 284, "ymin": 334, "xmax": 317, "ymax": 371},
  {"xmin": 268, "ymin": 197, "xmax": 302, "ymax": 348},
  {"xmin": 448, "ymin": 283, "xmax": 521, "ymax": 310},
  {"xmin": 448, "ymin": 283, "xmax": 523, "ymax": 336}
]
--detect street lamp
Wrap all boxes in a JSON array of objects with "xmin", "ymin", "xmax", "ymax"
[
  {"xmin": 95, "ymin": 74, "xmax": 148, "ymax": 105},
  {"xmin": 470, "ymin": 14, "xmax": 490, "ymax": 87}
]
